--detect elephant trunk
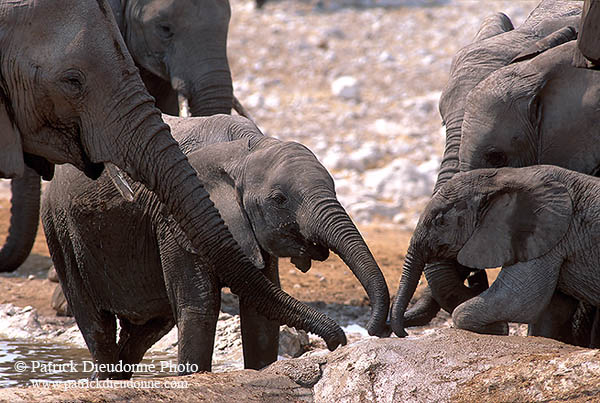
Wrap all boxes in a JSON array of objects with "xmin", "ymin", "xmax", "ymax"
[
  {"xmin": 108, "ymin": 90, "xmax": 345, "ymax": 350},
  {"xmin": 391, "ymin": 243, "xmax": 425, "ymax": 337},
  {"xmin": 175, "ymin": 68, "xmax": 233, "ymax": 117},
  {"xmin": 432, "ymin": 119, "xmax": 462, "ymax": 194},
  {"xmin": 0, "ymin": 166, "xmax": 40, "ymax": 272},
  {"xmin": 403, "ymin": 119, "xmax": 462, "ymax": 323},
  {"xmin": 305, "ymin": 196, "xmax": 390, "ymax": 337}
]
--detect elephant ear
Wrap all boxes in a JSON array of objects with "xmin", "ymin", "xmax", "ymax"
[
  {"xmin": 106, "ymin": 0, "xmax": 125, "ymax": 33},
  {"xmin": 457, "ymin": 176, "xmax": 572, "ymax": 269},
  {"xmin": 510, "ymin": 26, "xmax": 578, "ymax": 64},
  {"xmin": 0, "ymin": 96, "xmax": 24, "ymax": 178},
  {"xmin": 163, "ymin": 140, "xmax": 265, "ymax": 270}
]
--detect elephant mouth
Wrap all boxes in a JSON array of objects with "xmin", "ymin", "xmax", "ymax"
[{"xmin": 290, "ymin": 242, "xmax": 329, "ymax": 273}]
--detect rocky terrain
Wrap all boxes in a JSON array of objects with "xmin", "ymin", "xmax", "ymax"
[
  {"xmin": 2, "ymin": 329, "xmax": 600, "ymax": 402},
  {"xmin": 2, "ymin": 0, "xmax": 596, "ymax": 401}
]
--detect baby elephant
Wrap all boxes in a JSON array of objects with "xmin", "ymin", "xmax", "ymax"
[
  {"xmin": 391, "ymin": 165, "xmax": 600, "ymax": 337},
  {"xmin": 42, "ymin": 114, "xmax": 389, "ymax": 379}
]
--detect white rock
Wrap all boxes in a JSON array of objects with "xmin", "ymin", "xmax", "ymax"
[
  {"xmin": 331, "ymin": 76, "xmax": 360, "ymax": 101},
  {"xmin": 246, "ymin": 93, "xmax": 265, "ymax": 109}
]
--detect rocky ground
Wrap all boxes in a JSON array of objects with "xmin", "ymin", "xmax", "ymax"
[{"xmin": 0, "ymin": 0, "xmax": 590, "ymax": 400}]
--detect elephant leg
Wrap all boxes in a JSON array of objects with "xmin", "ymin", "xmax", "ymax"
[
  {"xmin": 42, "ymin": 218, "xmax": 118, "ymax": 379},
  {"xmin": 452, "ymin": 257, "xmax": 560, "ymax": 336},
  {"xmin": 527, "ymin": 290, "xmax": 579, "ymax": 345},
  {"xmin": 115, "ymin": 317, "xmax": 175, "ymax": 379},
  {"xmin": 570, "ymin": 301, "xmax": 596, "ymax": 347},
  {"xmin": 158, "ymin": 229, "xmax": 220, "ymax": 373},
  {"xmin": 403, "ymin": 286, "xmax": 441, "ymax": 327},
  {"xmin": 473, "ymin": 12, "xmax": 514, "ymax": 42},
  {"xmin": 588, "ymin": 307, "xmax": 600, "ymax": 348},
  {"xmin": 425, "ymin": 262, "xmax": 485, "ymax": 314},
  {"xmin": 240, "ymin": 254, "xmax": 280, "ymax": 370}
]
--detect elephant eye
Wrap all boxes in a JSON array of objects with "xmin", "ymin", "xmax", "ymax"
[
  {"xmin": 59, "ymin": 69, "xmax": 85, "ymax": 97},
  {"xmin": 156, "ymin": 23, "xmax": 174, "ymax": 40},
  {"xmin": 269, "ymin": 190, "xmax": 287, "ymax": 205},
  {"xmin": 485, "ymin": 150, "xmax": 507, "ymax": 167}
]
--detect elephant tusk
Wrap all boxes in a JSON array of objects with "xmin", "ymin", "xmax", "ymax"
[
  {"xmin": 178, "ymin": 94, "xmax": 191, "ymax": 118},
  {"xmin": 106, "ymin": 163, "xmax": 134, "ymax": 202},
  {"xmin": 233, "ymin": 94, "xmax": 256, "ymax": 124}
]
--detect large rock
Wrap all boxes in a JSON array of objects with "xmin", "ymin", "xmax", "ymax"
[{"xmin": 4, "ymin": 328, "xmax": 600, "ymax": 402}]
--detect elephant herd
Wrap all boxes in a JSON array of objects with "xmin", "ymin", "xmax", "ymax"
[{"xmin": 1, "ymin": 0, "xmax": 600, "ymax": 382}]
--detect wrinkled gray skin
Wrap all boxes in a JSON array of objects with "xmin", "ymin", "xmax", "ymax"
[
  {"xmin": 405, "ymin": 0, "xmax": 583, "ymax": 327},
  {"xmin": 450, "ymin": 39, "xmax": 600, "ymax": 346},
  {"xmin": 392, "ymin": 166, "xmax": 600, "ymax": 338},
  {"xmin": 42, "ymin": 114, "xmax": 389, "ymax": 378},
  {"xmin": 108, "ymin": 0, "xmax": 233, "ymax": 117},
  {"xmin": 1, "ymin": 0, "xmax": 347, "ymax": 376},
  {"xmin": 0, "ymin": 0, "xmax": 234, "ymax": 272}
]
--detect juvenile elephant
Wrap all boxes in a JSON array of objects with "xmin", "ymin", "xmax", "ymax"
[
  {"xmin": 415, "ymin": 39, "xmax": 600, "ymax": 345},
  {"xmin": 0, "ymin": 0, "xmax": 237, "ymax": 272},
  {"xmin": 392, "ymin": 165, "xmax": 600, "ymax": 337},
  {"xmin": 405, "ymin": 0, "xmax": 583, "ymax": 326},
  {"xmin": 42, "ymin": 114, "xmax": 390, "ymax": 378},
  {"xmin": 1, "ymin": 0, "xmax": 348, "ymax": 368}
]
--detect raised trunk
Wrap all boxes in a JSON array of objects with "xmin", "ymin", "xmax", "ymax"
[
  {"xmin": 391, "ymin": 244, "xmax": 424, "ymax": 337},
  {"xmin": 109, "ymin": 92, "xmax": 345, "ymax": 350},
  {"xmin": 0, "ymin": 166, "xmax": 40, "ymax": 272},
  {"xmin": 306, "ymin": 197, "xmax": 390, "ymax": 337}
]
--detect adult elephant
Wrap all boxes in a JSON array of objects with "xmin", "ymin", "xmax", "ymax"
[
  {"xmin": 0, "ymin": 0, "xmax": 347, "ymax": 356},
  {"xmin": 395, "ymin": 39, "xmax": 600, "ymax": 345},
  {"xmin": 403, "ymin": 0, "xmax": 583, "ymax": 327},
  {"xmin": 0, "ymin": 0, "xmax": 239, "ymax": 272},
  {"xmin": 43, "ymin": 114, "xmax": 389, "ymax": 375}
]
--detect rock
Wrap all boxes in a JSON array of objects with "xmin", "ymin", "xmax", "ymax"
[
  {"xmin": 47, "ymin": 265, "xmax": 59, "ymax": 283},
  {"xmin": 331, "ymin": 76, "xmax": 360, "ymax": 101},
  {"xmin": 50, "ymin": 284, "xmax": 71, "ymax": 317},
  {"xmin": 279, "ymin": 326, "xmax": 310, "ymax": 358},
  {"xmin": 6, "ymin": 329, "xmax": 600, "ymax": 401}
]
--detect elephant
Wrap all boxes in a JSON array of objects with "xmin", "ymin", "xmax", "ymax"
[
  {"xmin": 1, "ymin": 0, "xmax": 349, "ymax": 370},
  {"xmin": 404, "ymin": 0, "xmax": 583, "ymax": 327},
  {"xmin": 0, "ymin": 0, "xmax": 240, "ymax": 272},
  {"xmin": 41, "ymin": 114, "xmax": 390, "ymax": 378},
  {"xmin": 392, "ymin": 165, "xmax": 600, "ymax": 338}
]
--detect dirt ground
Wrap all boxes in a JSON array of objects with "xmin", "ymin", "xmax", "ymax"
[{"xmin": 0, "ymin": 197, "xmax": 419, "ymax": 320}]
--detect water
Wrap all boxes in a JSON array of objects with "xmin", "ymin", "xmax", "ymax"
[{"xmin": 0, "ymin": 339, "xmax": 179, "ymax": 388}]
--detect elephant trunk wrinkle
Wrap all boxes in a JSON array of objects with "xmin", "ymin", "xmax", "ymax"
[
  {"xmin": 391, "ymin": 245, "xmax": 425, "ymax": 337},
  {"xmin": 307, "ymin": 199, "xmax": 391, "ymax": 337}
]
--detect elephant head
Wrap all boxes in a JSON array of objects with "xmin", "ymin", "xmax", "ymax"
[
  {"xmin": 461, "ymin": 40, "xmax": 600, "ymax": 176},
  {"xmin": 108, "ymin": 0, "xmax": 233, "ymax": 116},
  {"xmin": 0, "ymin": 0, "xmax": 235, "ymax": 271},
  {"xmin": 0, "ymin": 0, "xmax": 346, "ymax": 350},
  {"xmin": 182, "ymin": 135, "xmax": 391, "ymax": 337},
  {"xmin": 391, "ymin": 167, "xmax": 573, "ymax": 336}
]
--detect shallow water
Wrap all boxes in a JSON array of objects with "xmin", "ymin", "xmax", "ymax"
[{"xmin": 0, "ymin": 339, "xmax": 179, "ymax": 387}]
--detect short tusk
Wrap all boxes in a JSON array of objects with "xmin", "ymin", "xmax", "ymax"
[
  {"xmin": 233, "ymin": 94, "xmax": 256, "ymax": 124},
  {"xmin": 178, "ymin": 94, "xmax": 191, "ymax": 118},
  {"xmin": 106, "ymin": 163, "xmax": 134, "ymax": 202}
]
